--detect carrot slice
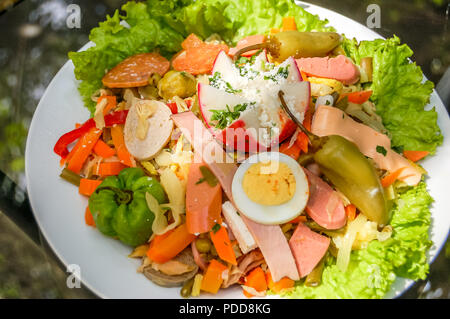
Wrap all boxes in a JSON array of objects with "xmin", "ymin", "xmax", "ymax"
[
  {"xmin": 93, "ymin": 139, "xmax": 116, "ymax": 158},
  {"xmin": 295, "ymin": 132, "xmax": 309, "ymax": 154},
  {"xmin": 102, "ymin": 53, "xmax": 170, "ymax": 88},
  {"xmin": 266, "ymin": 271, "xmax": 295, "ymax": 294},
  {"xmin": 403, "ymin": 150, "xmax": 429, "ymax": 162},
  {"xmin": 270, "ymin": 28, "xmax": 280, "ymax": 34},
  {"xmin": 182, "ymin": 33, "xmax": 204, "ymax": 50},
  {"xmin": 210, "ymin": 225, "xmax": 237, "ymax": 265},
  {"xmin": 98, "ymin": 96, "xmax": 117, "ymax": 115},
  {"xmin": 287, "ymin": 215, "xmax": 307, "ymax": 224},
  {"xmin": 200, "ymin": 259, "xmax": 228, "ymax": 294},
  {"xmin": 146, "ymin": 223, "xmax": 197, "ymax": 264},
  {"xmin": 172, "ymin": 35, "xmax": 229, "ymax": 75},
  {"xmin": 282, "ymin": 17, "xmax": 297, "ymax": 31},
  {"xmin": 85, "ymin": 206, "xmax": 96, "ymax": 227},
  {"xmin": 340, "ymin": 90, "xmax": 373, "ymax": 104},
  {"xmin": 97, "ymin": 162, "xmax": 127, "ymax": 177},
  {"xmin": 66, "ymin": 128, "xmax": 102, "ymax": 174},
  {"xmin": 110, "ymin": 124, "xmax": 135, "ymax": 167},
  {"xmin": 381, "ymin": 167, "xmax": 406, "ymax": 188},
  {"xmin": 243, "ymin": 267, "xmax": 267, "ymax": 298},
  {"xmin": 344, "ymin": 204, "xmax": 357, "ymax": 221},
  {"xmin": 79, "ymin": 178, "xmax": 102, "ymax": 196},
  {"xmin": 279, "ymin": 140, "xmax": 301, "ymax": 160}
]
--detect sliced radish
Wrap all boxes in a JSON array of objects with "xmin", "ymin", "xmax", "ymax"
[
  {"xmin": 211, "ymin": 50, "xmax": 240, "ymax": 85},
  {"xmin": 198, "ymin": 83, "xmax": 252, "ymax": 128}
]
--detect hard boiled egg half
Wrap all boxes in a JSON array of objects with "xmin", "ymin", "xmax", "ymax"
[{"xmin": 231, "ymin": 152, "xmax": 309, "ymax": 225}]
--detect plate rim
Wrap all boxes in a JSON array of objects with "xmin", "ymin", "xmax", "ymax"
[{"xmin": 24, "ymin": 1, "xmax": 450, "ymax": 299}]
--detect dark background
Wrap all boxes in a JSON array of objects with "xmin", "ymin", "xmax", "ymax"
[{"xmin": 0, "ymin": 0, "xmax": 448, "ymax": 298}]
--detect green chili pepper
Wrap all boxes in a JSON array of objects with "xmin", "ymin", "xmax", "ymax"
[
  {"xmin": 88, "ymin": 167, "xmax": 167, "ymax": 246},
  {"xmin": 279, "ymin": 91, "xmax": 390, "ymax": 226},
  {"xmin": 313, "ymin": 135, "xmax": 391, "ymax": 225}
]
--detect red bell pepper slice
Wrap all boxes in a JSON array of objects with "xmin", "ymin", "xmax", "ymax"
[{"xmin": 53, "ymin": 110, "xmax": 128, "ymax": 158}]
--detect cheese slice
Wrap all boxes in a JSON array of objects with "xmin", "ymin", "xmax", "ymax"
[{"xmin": 311, "ymin": 105, "xmax": 422, "ymax": 186}]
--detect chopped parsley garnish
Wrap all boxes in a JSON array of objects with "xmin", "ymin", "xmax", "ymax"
[
  {"xmin": 209, "ymin": 72, "xmax": 241, "ymax": 93},
  {"xmin": 376, "ymin": 145, "xmax": 387, "ymax": 156},
  {"xmin": 209, "ymin": 102, "xmax": 254, "ymax": 129},
  {"xmin": 199, "ymin": 165, "xmax": 218, "ymax": 187},
  {"xmin": 264, "ymin": 65, "xmax": 290, "ymax": 82},
  {"xmin": 195, "ymin": 177, "xmax": 206, "ymax": 185},
  {"xmin": 212, "ymin": 223, "xmax": 221, "ymax": 234}
]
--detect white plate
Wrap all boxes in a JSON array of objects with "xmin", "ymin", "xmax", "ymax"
[{"xmin": 25, "ymin": 1, "xmax": 450, "ymax": 299}]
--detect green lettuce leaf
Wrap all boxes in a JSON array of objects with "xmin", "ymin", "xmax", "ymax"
[
  {"xmin": 146, "ymin": 0, "xmax": 333, "ymax": 44},
  {"xmin": 282, "ymin": 182, "xmax": 433, "ymax": 299},
  {"xmin": 342, "ymin": 36, "xmax": 443, "ymax": 153}
]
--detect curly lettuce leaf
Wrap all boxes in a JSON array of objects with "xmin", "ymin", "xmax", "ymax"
[
  {"xmin": 342, "ymin": 36, "xmax": 443, "ymax": 153},
  {"xmin": 69, "ymin": 2, "xmax": 184, "ymax": 114},
  {"xmin": 282, "ymin": 182, "xmax": 433, "ymax": 299},
  {"xmin": 146, "ymin": 0, "xmax": 333, "ymax": 44}
]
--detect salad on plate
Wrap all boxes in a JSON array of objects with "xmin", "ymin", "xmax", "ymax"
[{"xmin": 52, "ymin": 0, "xmax": 443, "ymax": 299}]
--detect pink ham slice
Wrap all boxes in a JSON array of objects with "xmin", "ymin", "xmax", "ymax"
[
  {"xmin": 296, "ymin": 55, "xmax": 360, "ymax": 85},
  {"xmin": 289, "ymin": 223, "xmax": 330, "ymax": 278},
  {"xmin": 228, "ymin": 35, "xmax": 266, "ymax": 57},
  {"xmin": 304, "ymin": 168, "xmax": 347, "ymax": 230},
  {"xmin": 311, "ymin": 105, "xmax": 422, "ymax": 186},
  {"xmin": 171, "ymin": 111, "xmax": 300, "ymax": 282}
]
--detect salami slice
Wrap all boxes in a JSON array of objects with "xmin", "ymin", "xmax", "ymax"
[{"xmin": 102, "ymin": 53, "xmax": 170, "ymax": 88}]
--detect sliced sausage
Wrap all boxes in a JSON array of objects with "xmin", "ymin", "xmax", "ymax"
[
  {"xmin": 289, "ymin": 223, "xmax": 330, "ymax": 278},
  {"xmin": 296, "ymin": 55, "xmax": 360, "ymax": 85},
  {"xmin": 304, "ymin": 168, "xmax": 347, "ymax": 230},
  {"xmin": 102, "ymin": 53, "xmax": 170, "ymax": 88}
]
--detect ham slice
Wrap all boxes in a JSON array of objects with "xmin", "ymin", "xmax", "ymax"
[
  {"xmin": 222, "ymin": 250, "xmax": 265, "ymax": 288},
  {"xmin": 241, "ymin": 216, "xmax": 299, "ymax": 281},
  {"xmin": 289, "ymin": 223, "xmax": 330, "ymax": 278},
  {"xmin": 304, "ymin": 168, "xmax": 347, "ymax": 230},
  {"xmin": 171, "ymin": 111, "xmax": 300, "ymax": 282},
  {"xmin": 296, "ymin": 55, "xmax": 360, "ymax": 85},
  {"xmin": 311, "ymin": 105, "xmax": 422, "ymax": 186}
]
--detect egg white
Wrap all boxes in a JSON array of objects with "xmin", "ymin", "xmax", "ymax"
[{"xmin": 231, "ymin": 152, "xmax": 309, "ymax": 225}]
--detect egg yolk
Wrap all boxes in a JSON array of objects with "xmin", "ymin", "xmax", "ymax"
[{"xmin": 242, "ymin": 161, "xmax": 296, "ymax": 206}]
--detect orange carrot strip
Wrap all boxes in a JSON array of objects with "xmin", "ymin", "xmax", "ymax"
[
  {"xmin": 93, "ymin": 139, "xmax": 116, "ymax": 158},
  {"xmin": 210, "ymin": 225, "xmax": 237, "ymax": 265},
  {"xmin": 97, "ymin": 162, "xmax": 127, "ymax": 177},
  {"xmin": 200, "ymin": 259, "xmax": 228, "ymax": 294},
  {"xmin": 339, "ymin": 90, "xmax": 373, "ymax": 104},
  {"xmin": 146, "ymin": 223, "xmax": 197, "ymax": 264},
  {"xmin": 403, "ymin": 150, "xmax": 429, "ymax": 162},
  {"xmin": 67, "ymin": 128, "xmax": 102, "ymax": 174},
  {"xmin": 344, "ymin": 204, "xmax": 357, "ymax": 221},
  {"xmin": 303, "ymin": 107, "xmax": 313, "ymax": 131},
  {"xmin": 295, "ymin": 132, "xmax": 309, "ymax": 154},
  {"xmin": 110, "ymin": 124, "xmax": 135, "ymax": 167},
  {"xmin": 85, "ymin": 206, "xmax": 96, "ymax": 227},
  {"xmin": 79, "ymin": 178, "xmax": 102, "ymax": 197},
  {"xmin": 300, "ymin": 70, "xmax": 309, "ymax": 82},
  {"xmin": 270, "ymin": 28, "xmax": 280, "ymax": 34},
  {"xmin": 381, "ymin": 167, "xmax": 406, "ymax": 188},
  {"xmin": 287, "ymin": 215, "xmax": 307, "ymax": 224},
  {"xmin": 279, "ymin": 140, "xmax": 301, "ymax": 160},
  {"xmin": 282, "ymin": 17, "xmax": 297, "ymax": 31},
  {"xmin": 266, "ymin": 271, "xmax": 295, "ymax": 294},
  {"xmin": 243, "ymin": 267, "xmax": 268, "ymax": 298},
  {"xmin": 98, "ymin": 96, "xmax": 117, "ymax": 115}
]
